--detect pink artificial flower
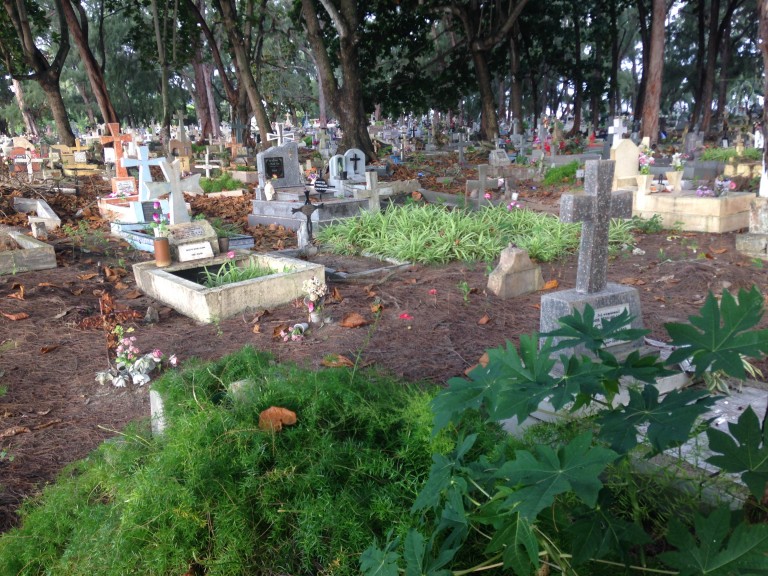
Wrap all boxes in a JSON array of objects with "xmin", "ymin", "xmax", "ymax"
[
  {"xmin": 484, "ymin": 192, "xmax": 492, "ymax": 200},
  {"xmin": 153, "ymin": 213, "xmax": 161, "ymax": 223},
  {"xmin": 428, "ymin": 289, "xmax": 437, "ymax": 296},
  {"xmin": 151, "ymin": 349, "xmax": 163, "ymax": 360},
  {"xmin": 153, "ymin": 201, "xmax": 161, "ymax": 209},
  {"xmin": 729, "ymin": 180, "xmax": 737, "ymax": 190},
  {"xmin": 399, "ymin": 313, "xmax": 413, "ymax": 320},
  {"xmin": 226, "ymin": 250, "xmax": 236, "ymax": 259}
]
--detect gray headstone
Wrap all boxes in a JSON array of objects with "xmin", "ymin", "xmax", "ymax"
[
  {"xmin": 487, "ymin": 245, "xmax": 544, "ymax": 299},
  {"xmin": 256, "ymin": 142, "xmax": 302, "ymax": 190}
]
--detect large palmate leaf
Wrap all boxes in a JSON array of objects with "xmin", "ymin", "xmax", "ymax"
[
  {"xmin": 360, "ymin": 539, "xmax": 400, "ymax": 576},
  {"xmin": 431, "ymin": 335, "xmax": 561, "ymax": 432},
  {"xmin": 566, "ymin": 509, "xmax": 651, "ymax": 566},
  {"xmin": 659, "ymin": 507, "xmax": 768, "ymax": 576},
  {"xmin": 597, "ymin": 384, "xmax": 715, "ymax": 455},
  {"xmin": 411, "ymin": 434, "xmax": 476, "ymax": 513},
  {"xmin": 484, "ymin": 512, "xmax": 540, "ymax": 575},
  {"xmin": 666, "ymin": 287, "xmax": 768, "ymax": 378},
  {"xmin": 706, "ymin": 406, "xmax": 768, "ymax": 500},
  {"xmin": 544, "ymin": 304, "xmax": 648, "ymax": 353},
  {"xmin": 496, "ymin": 433, "xmax": 617, "ymax": 519}
]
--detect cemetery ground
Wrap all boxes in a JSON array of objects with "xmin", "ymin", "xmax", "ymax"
[{"xmin": 1, "ymin": 157, "xmax": 768, "ymax": 541}]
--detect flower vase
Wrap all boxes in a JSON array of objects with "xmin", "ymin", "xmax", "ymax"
[
  {"xmin": 309, "ymin": 310, "xmax": 323, "ymax": 324},
  {"xmin": 153, "ymin": 237, "xmax": 171, "ymax": 267},
  {"xmin": 635, "ymin": 173, "xmax": 652, "ymax": 194},
  {"xmin": 218, "ymin": 237, "xmax": 230, "ymax": 252},
  {"xmin": 665, "ymin": 171, "xmax": 682, "ymax": 193},
  {"xmin": 305, "ymin": 296, "xmax": 325, "ymax": 324}
]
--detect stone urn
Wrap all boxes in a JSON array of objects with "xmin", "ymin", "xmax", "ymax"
[
  {"xmin": 665, "ymin": 170, "xmax": 683, "ymax": 193},
  {"xmin": 635, "ymin": 173, "xmax": 652, "ymax": 194}
]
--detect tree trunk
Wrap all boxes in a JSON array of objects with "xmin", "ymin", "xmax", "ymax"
[
  {"xmin": 192, "ymin": 57, "xmax": 212, "ymax": 140},
  {"xmin": 609, "ymin": 0, "xmax": 620, "ymax": 118},
  {"xmin": 12, "ymin": 79, "xmax": 38, "ymax": 137},
  {"xmin": 699, "ymin": 0, "xmax": 721, "ymax": 133},
  {"xmin": 471, "ymin": 46, "xmax": 499, "ymax": 141},
  {"xmin": 150, "ymin": 0, "xmax": 171, "ymax": 150},
  {"xmin": 567, "ymin": 7, "xmax": 582, "ymax": 138},
  {"xmin": 689, "ymin": 0, "xmax": 707, "ymax": 130},
  {"xmin": 715, "ymin": 19, "xmax": 731, "ymax": 135},
  {"xmin": 509, "ymin": 28, "xmax": 523, "ymax": 128},
  {"xmin": 758, "ymin": 0, "xmax": 768, "ymax": 197},
  {"xmin": 75, "ymin": 82, "xmax": 96, "ymax": 126},
  {"xmin": 60, "ymin": 0, "xmax": 118, "ymax": 124},
  {"xmin": 39, "ymin": 69, "xmax": 76, "ymax": 145},
  {"xmin": 640, "ymin": 0, "xmax": 666, "ymax": 145}
]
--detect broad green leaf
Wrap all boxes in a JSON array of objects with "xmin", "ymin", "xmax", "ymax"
[
  {"xmin": 597, "ymin": 385, "xmax": 714, "ymax": 455},
  {"xmin": 566, "ymin": 511, "xmax": 651, "ymax": 566},
  {"xmin": 411, "ymin": 435, "xmax": 476, "ymax": 513},
  {"xmin": 496, "ymin": 433, "xmax": 616, "ymax": 519},
  {"xmin": 360, "ymin": 543, "xmax": 400, "ymax": 576},
  {"xmin": 660, "ymin": 507, "xmax": 768, "ymax": 575},
  {"xmin": 485, "ymin": 512, "xmax": 539, "ymax": 575},
  {"xmin": 666, "ymin": 287, "xmax": 768, "ymax": 378},
  {"xmin": 404, "ymin": 530, "xmax": 425, "ymax": 576},
  {"xmin": 545, "ymin": 305, "xmax": 647, "ymax": 353},
  {"xmin": 706, "ymin": 406, "xmax": 768, "ymax": 500}
]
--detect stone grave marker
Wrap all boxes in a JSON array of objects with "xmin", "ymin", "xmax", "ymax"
[
  {"xmin": 194, "ymin": 147, "xmax": 219, "ymax": 178},
  {"xmin": 291, "ymin": 189, "xmax": 324, "ymax": 246},
  {"xmin": 343, "ymin": 148, "xmax": 366, "ymax": 182},
  {"xmin": 256, "ymin": 142, "xmax": 303, "ymax": 199},
  {"xmin": 540, "ymin": 159, "xmax": 643, "ymax": 355},
  {"xmin": 144, "ymin": 159, "xmax": 192, "ymax": 225},
  {"xmin": 328, "ymin": 153, "xmax": 346, "ymax": 192},
  {"xmin": 489, "ymin": 149, "xmax": 511, "ymax": 167},
  {"xmin": 167, "ymin": 219, "xmax": 218, "ymax": 261},
  {"xmin": 735, "ymin": 197, "xmax": 768, "ymax": 259},
  {"xmin": 610, "ymin": 138, "xmax": 639, "ymax": 190},
  {"xmin": 487, "ymin": 244, "xmax": 544, "ymax": 299},
  {"xmin": 353, "ymin": 171, "xmax": 381, "ymax": 213},
  {"xmin": 123, "ymin": 145, "xmax": 164, "ymax": 200}
]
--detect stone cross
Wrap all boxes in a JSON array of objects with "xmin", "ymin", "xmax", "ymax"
[
  {"xmin": 122, "ymin": 145, "xmax": 164, "ymax": 200},
  {"xmin": 267, "ymin": 123, "xmax": 294, "ymax": 146},
  {"xmin": 354, "ymin": 171, "xmax": 381, "ymax": 213},
  {"xmin": 194, "ymin": 147, "xmax": 218, "ymax": 178},
  {"xmin": 232, "ymin": 117, "xmax": 248, "ymax": 144},
  {"xmin": 70, "ymin": 140, "xmax": 90, "ymax": 164},
  {"xmin": 560, "ymin": 160, "xmax": 632, "ymax": 293},
  {"xmin": 608, "ymin": 117, "xmax": 627, "ymax": 147},
  {"xmin": 456, "ymin": 134, "xmax": 469, "ymax": 166},
  {"xmin": 100, "ymin": 123, "xmax": 133, "ymax": 177},
  {"xmin": 144, "ymin": 159, "xmax": 192, "ymax": 225},
  {"xmin": 291, "ymin": 189, "xmax": 323, "ymax": 242}
]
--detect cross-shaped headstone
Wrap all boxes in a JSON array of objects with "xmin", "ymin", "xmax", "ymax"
[
  {"xmin": 291, "ymin": 189, "xmax": 323, "ymax": 243},
  {"xmin": 559, "ymin": 160, "xmax": 632, "ymax": 294},
  {"xmin": 266, "ymin": 123, "xmax": 295, "ymax": 147},
  {"xmin": 194, "ymin": 147, "xmax": 218, "ymax": 178},
  {"xmin": 607, "ymin": 117, "xmax": 627, "ymax": 147},
  {"xmin": 353, "ymin": 171, "xmax": 381, "ymax": 213},
  {"xmin": 174, "ymin": 110, "xmax": 188, "ymax": 142},
  {"xmin": 100, "ymin": 123, "xmax": 132, "ymax": 177},
  {"xmin": 456, "ymin": 134, "xmax": 469, "ymax": 166},
  {"xmin": 122, "ymin": 146, "xmax": 165, "ymax": 200},
  {"xmin": 144, "ymin": 159, "xmax": 192, "ymax": 225}
]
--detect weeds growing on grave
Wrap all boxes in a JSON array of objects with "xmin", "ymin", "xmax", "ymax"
[
  {"xmin": 0, "ymin": 346, "xmax": 496, "ymax": 576},
  {"xmin": 361, "ymin": 286, "xmax": 768, "ymax": 576},
  {"xmin": 201, "ymin": 254, "xmax": 276, "ymax": 288},
  {"xmin": 629, "ymin": 213, "xmax": 664, "ymax": 234},
  {"xmin": 699, "ymin": 146, "xmax": 762, "ymax": 162},
  {"xmin": 318, "ymin": 203, "xmax": 634, "ymax": 264},
  {"xmin": 62, "ymin": 220, "xmax": 111, "ymax": 256},
  {"xmin": 200, "ymin": 172, "xmax": 243, "ymax": 193},
  {"xmin": 543, "ymin": 160, "xmax": 579, "ymax": 185}
]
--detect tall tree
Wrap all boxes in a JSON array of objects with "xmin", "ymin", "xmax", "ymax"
[
  {"xmin": 758, "ymin": 0, "xmax": 767, "ymax": 197},
  {"xmin": 0, "ymin": 0, "xmax": 75, "ymax": 145},
  {"xmin": 640, "ymin": 0, "xmax": 665, "ymax": 144},
  {"xmin": 60, "ymin": 0, "xmax": 118, "ymax": 125}
]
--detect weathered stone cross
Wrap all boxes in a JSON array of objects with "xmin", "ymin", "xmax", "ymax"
[
  {"xmin": 101, "ymin": 123, "xmax": 132, "ymax": 177},
  {"xmin": 559, "ymin": 160, "xmax": 632, "ymax": 294},
  {"xmin": 232, "ymin": 117, "xmax": 248, "ymax": 144},
  {"xmin": 122, "ymin": 145, "xmax": 164, "ymax": 200},
  {"xmin": 607, "ymin": 117, "xmax": 627, "ymax": 147},
  {"xmin": 292, "ymin": 189, "xmax": 324, "ymax": 243}
]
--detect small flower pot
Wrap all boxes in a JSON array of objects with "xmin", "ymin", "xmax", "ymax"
[
  {"xmin": 218, "ymin": 237, "xmax": 230, "ymax": 252},
  {"xmin": 153, "ymin": 237, "xmax": 172, "ymax": 267}
]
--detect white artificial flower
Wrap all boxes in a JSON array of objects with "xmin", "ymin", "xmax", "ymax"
[
  {"xmin": 112, "ymin": 374, "xmax": 128, "ymax": 388},
  {"xmin": 95, "ymin": 371, "xmax": 111, "ymax": 385},
  {"xmin": 132, "ymin": 372, "xmax": 151, "ymax": 386}
]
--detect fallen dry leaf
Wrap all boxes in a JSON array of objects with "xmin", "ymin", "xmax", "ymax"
[
  {"xmin": 114, "ymin": 281, "xmax": 129, "ymax": 290},
  {"xmin": 273, "ymin": 323, "xmax": 290, "ymax": 340},
  {"xmin": 339, "ymin": 312, "xmax": 368, "ymax": 328},
  {"xmin": 123, "ymin": 290, "xmax": 142, "ymax": 299},
  {"xmin": 531, "ymin": 303, "xmax": 541, "ymax": 310},
  {"xmin": 704, "ymin": 253, "xmax": 714, "ymax": 260},
  {"xmin": 1, "ymin": 311, "xmax": 29, "ymax": 321},
  {"xmin": 0, "ymin": 426, "xmax": 30, "ymax": 439},
  {"xmin": 543, "ymin": 279, "xmax": 559, "ymax": 290},
  {"xmin": 478, "ymin": 313, "xmax": 491, "ymax": 325},
  {"xmin": 33, "ymin": 419, "xmax": 62, "ymax": 431},
  {"xmin": 37, "ymin": 282, "xmax": 57, "ymax": 288},
  {"xmin": 364, "ymin": 285, "xmax": 377, "ymax": 298},
  {"xmin": 370, "ymin": 302, "xmax": 383, "ymax": 314},
  {"xmin": 411, "ymin": 191, "xmax": 424, "ymax": 202},
  {"xmin": 6, "ymin": 285, "xmax": 24, "ymax": 300},
  {"xmin": 77, "ymin": 273, "xmax": 99, "ymax": 281},
  {"xmin": 40, "ymin": 345, "xmax": 59, "ymax": 354},
  {"xmin": 464, "ymin": 352, "xmax": 490, "ymax": 376},
  {"xmin": 321, "ymin": 354, "xmax": 355, "ymax": 368},
  {"xmin": 710, "ymin": 247, "xmax": 728, "ymax": 254},
  {"xmin": 621, "ymin": 277, "xmax": 646, "ymax": 286},
  {"xmin": 252, "ymin": 323, "xmax": 261, "ymax": 334},
  {"xmin": 654, "ymin": 296, "xmax": 666, "ymax": 303},
  {"xmin": 71, "ymin": 288, "xmax": 84, "ymax": 296},
  {"xmin": 330, "ymin": 287, "xmax": 343, "ymax": 303},
  {"xmin": 36, "ymin": 409, "xmax": 51, "ymax": 416},
  {"xmin": 258, "ymin": 406, "xmax": 297, "ymax": 432}
]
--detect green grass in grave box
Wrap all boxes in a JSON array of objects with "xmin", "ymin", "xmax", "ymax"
[{"xmin": 170, "ymin": 258, "xmax": 288, "ymax": 288}]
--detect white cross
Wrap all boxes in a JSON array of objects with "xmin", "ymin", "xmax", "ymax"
[
  {"xmin": 144, "ymin": 159, "xmax": 192, "ymax": 225},
  {"xmin": 122, "ymin": 146, "xmax": 165, "ymax": 201},
  {"xmin": 608, "ymin": 117, "xmax": 627, "ymax": 146},
  {"xmin": 266, "ymin": 123, "xmax": 295, "ymax": 146},
  {"xmin": 194, "ymin": 147, "xmax": 219, "ymax": 178}
]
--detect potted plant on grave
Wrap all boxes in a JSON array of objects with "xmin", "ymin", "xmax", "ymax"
[
  {"xmin": 636, "ymin": 145, "xmax": 655, "ymax": 193},
  {"xmin": 149, "ymin": 204, "xmax": 171, "ymax": 267},
  {"xmin": 207, "ymin": 216, "xmax": 244, "ymax": 252}
]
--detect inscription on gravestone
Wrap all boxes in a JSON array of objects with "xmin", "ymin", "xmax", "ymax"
[
  {"xmin": 141, "ymin": 202, "xmax": 163, "ymax": 222},
  {"xmin": 173, "ymin": 226, "xmax": 205, "ymax": 241},
  {"xmin": 314, "ymin": 178, "xmax": 329, "ymax": 193},
  {"xmin": 264, "ymin": 157, "xmax": 285, "ymax": 179}
]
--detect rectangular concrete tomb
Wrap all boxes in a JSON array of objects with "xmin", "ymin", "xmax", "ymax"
[
  {"xmin": 133, "ymin": 252, "xmax": 325, "ymax": 323},
  {"xmin": 0, "ymin": 226, "xmax": 57, "ymax": 275}
]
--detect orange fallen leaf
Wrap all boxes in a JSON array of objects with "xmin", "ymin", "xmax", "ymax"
[
  {"xmin": 704, "ymin": 253, "xmax": 714, "ymax": 259},
  {"xmin": 114, "ymin": 281, "xmax": 129, "ymax": 290},
  {"xmin": 77, "ymin": 273, "xmax": 98, "ymax": 281},
  {"xmin": 273, "ymin": 323, "xmax": 290, "ymax": 340},
  {"xmin": 0, "ymin": 426, "xmax": 30, "ymax": 439},
  {"xmin": 252, "ymin": 323, "xmax": 261, "ymax": 334},
  {"xmin": 370, "ymin": 301, "xmax": 383, "ymax": 314},
  {"xmin": 1, "ymin": 311, "xmax": 29, "ymax": 321},
  {"xmin": 364, "ymin": 285, "xmax": 377, "ymax": 298},
  {"xmin": 33, "ymin": 419, "xmax": 61, "ymax": 431},
  {"xmin": 654, "ymin": 296, "xmax": 666, "ymax": 303},
  {"xmin": 464, "ymin": 352, "xmax": 490, "ymax": 376},
  {"xmin": 321, "ymin": 354, "xmax": 355, "ymax": 368},
  {"xmin": 38, "ymin": 282, "xmax": 57, "ymax": 288},
  {"xmin": 531, "ymin": 303, "xmax": 541, "ymax": 310},
  {"xmin": 123, "ymin": 290, "xmax": 142, "ymax": 299},
  {"xmin": 258, "ymin": 406, "xmax": 297, "ymax": 432},
  {"xmin": 710, "ymin": 247, "xmax": 727, "ymax": 254},
  {"xmin": 340, "ymin": 312, "xmax": 368, "ymax": 328},
  {"xmin": 7, "ymin": 284, "xmax": 24, "ymax": 300},
  {"xmin": 330, "ymin": 287, "xmax": 343, "ymax": 303},
  {"xmin": 403, "ymin": 278, "xmax": 417, "ymax": 285},
  {"xmin": 621, "ymin": 278, "xmax": 646, "ymax": 286},
  {"xmin": 40, "ymin": 345, "xmax": 59, "ymax": 354},
  {"xmin": 543, "ymin": 279, "xmax": 559, "ymax": 290},
  {"xmin": 411, "ymin": 191, "xmax": 424, "ymax": 202},
  {"xmin": 478, "ymin": 313, "xmax": 491, "ymax": 325}
]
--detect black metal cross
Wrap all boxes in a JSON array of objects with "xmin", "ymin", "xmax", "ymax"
[
  {"xmin": 349, "ymin": 153, "xmax": 362, "ymax": 173},
  {"xmin": 291, "ymin": 189, "xmax": 324, "ymax": 242}
]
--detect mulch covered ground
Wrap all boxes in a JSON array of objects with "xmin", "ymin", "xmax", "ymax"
[{"xmin": 1, "ymin": 158, "xmax": 767, "ymax": 533}]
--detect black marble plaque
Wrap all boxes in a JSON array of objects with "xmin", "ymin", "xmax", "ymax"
[
  {"xmin": 142, "ymin": 202, "xmax": 163, "ymax": 222},
  {"xmin": 264, "ymin": 157, "xmax": 285, "ymax": 179},
  {"xmin": 314, "ymin": 178, "xmax": 328, "ymax": 192}
]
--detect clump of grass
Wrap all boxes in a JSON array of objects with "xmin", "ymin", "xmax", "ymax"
[
  {"xmin": 317, "ymin": 203, "xmax": 633, "ymax": 264},
  {"xmin": 0, "ymin": 347, "xmax": 504, "ymax": 575},
  {"xmin": 200, "ymin": 173, "xmax": 243, "ymax": 193},
  {"xmin": 201, "ymin": 257, "xmax": 275, "ymax": 287},
  {"xmin": 699, "ymin": 147, "xmax": 762, "ymax": 162},
  {"xmin": 543, "ymin": 160, "xmax": 580, "ymax": 185}
]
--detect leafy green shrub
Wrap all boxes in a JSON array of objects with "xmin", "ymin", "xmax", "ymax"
[
  {"xmin": 317, "ymin": 204, "xmax": 634, "ymax": 264},
  {"xmin": 362, "ymin": 287, "xmax": 768, "ymax": 576},
  {"xmin": 200, "ymin": 173, "xmax": 243, "ymax": 193},
  {"xmin": 0, "ymin": 347, "xmax": 505, "ymax": 576},
  {"xmin": 699, "ymin": 147, "xmax": 762, "ymax": 162},
  {"xmin": 543, "ymin": 160, "xmax": 579, "ymax": 185},
  {"xmin": 629, "ymin": 214, "xmax": 665, "ymax": 234}
]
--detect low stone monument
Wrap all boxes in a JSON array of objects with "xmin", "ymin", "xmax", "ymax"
[
  {"xmin": 540, "ymin": 160, "xmax": 643, "ymax": 356},
  {"xmin": 487, "ymin": 245, "xmax": 544, "ymax": 299},
  {"xmin": 735, "ymin": 197, "xmax": 768, "ymax": 260}
]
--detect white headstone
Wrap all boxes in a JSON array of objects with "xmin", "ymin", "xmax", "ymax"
[
  {"xmin": 328, "ymin": 153, "xmax": 346, "ymax": 192},
  {"xmin": 122, "ymin": 146, "xmax": 164, "ymax": 200},
  {"xmin": 610, "ymin": 139, "xmax": 640, "ymax": 190},
  {"xmin": 608, "ymin": 117, "xmax": 627, "ymax": 146},
  {"xmin": 343, "ymin": 148, "xmax": 366, "ymax": 182}
]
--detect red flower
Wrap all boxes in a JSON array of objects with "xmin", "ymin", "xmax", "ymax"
[
  {"xmin": 399, "ymin": 313, "xmax": 413, "ymax": 320},
  {"xmin": 428, "ymin": 289, "xmax": 437, "ymax": 296}
]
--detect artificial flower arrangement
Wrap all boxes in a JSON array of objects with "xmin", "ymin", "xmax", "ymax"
[
  {"xmin": 302, "ymin": 275, "xmax": 328, "ymax": 316},
  {"xmin": 280, "ymin": 323, "xmax": 308, "ymax": 342},
  {"xmin": 671, "ymin": 152, "xmax": 685, "ymax": 172},
  {"xmin": 149, "ymin": 202, "xmax": 170, "ymax": 236},
  {"xmin": 95, "ymin": 325, "xmax": 178, "ymax": 387},
  {"xmin": 638, "ymin": 145, "xmax": 655, "ymax": 175}
]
